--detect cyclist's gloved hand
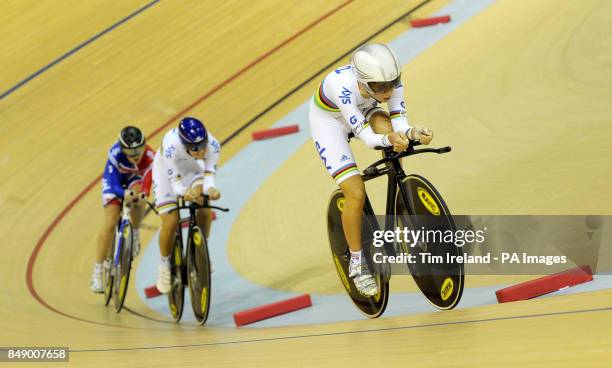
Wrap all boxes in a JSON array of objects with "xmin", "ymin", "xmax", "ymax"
[
  {"xmin": 408, "ymin": 126, "xmax": 434, "ymax": 145},
  {"xmin": 207, "ymin": 187, "xmax": 221, "ymax": 201},
  {"xmin": 184, "ymin": 187, "xmax": 199, "ymax": 203},
  {"xmin": 386, "ymin": 131, "xmax": 410, "ymax": 152}
]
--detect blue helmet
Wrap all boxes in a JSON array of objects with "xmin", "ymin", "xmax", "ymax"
[{"xmin": 178, "ymin": 117, "xmax": 208, "ymax": 151}]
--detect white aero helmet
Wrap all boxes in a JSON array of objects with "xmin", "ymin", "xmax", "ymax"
[{"xmin": 351, "ymin": 43, "xmax": 402, "ymax": 94}]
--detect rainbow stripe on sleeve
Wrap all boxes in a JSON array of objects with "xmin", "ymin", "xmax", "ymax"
[
  {"xmin": 313, "ymin": 81, "xmax": 340, "ymax": 112},
  {"xmin": 390, "ymin": 110, "xmax": 404, "ymax": 120}
]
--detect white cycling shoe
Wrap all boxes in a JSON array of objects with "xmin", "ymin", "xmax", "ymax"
[
  {"xmin": 156, "ymin": 265, "xmax": 172, "ymax": 294},
  {"xmin": 348, "ymin": 262, "xmax": 379, "ymax": 297},
  {"xmin": 90, "ymin": 271, "xmax": 103, "ymax": 293}
]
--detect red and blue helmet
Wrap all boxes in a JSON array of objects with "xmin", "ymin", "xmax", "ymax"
[{"xmin": 178, "ymin": 117, "xmax": 208, "ymax": 151}]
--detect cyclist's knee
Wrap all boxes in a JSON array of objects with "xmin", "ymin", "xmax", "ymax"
[
  {"xmin": 347, "ymin": 189, "xmax": 366, "ymax": 207},
  {"xmin": 103, "ymin": 205, "xmax": 120, "ymax": 230},
  {"xmin": 160, "ymin": 211, "xmax": 179, "ymax": 231},
  {"xmin": 196, "ymin": 207, "xmax": 211, "ymax": 219},
  {"xmin": 340, "ymin": 176, "xmax": 366, "ymax": 205}
]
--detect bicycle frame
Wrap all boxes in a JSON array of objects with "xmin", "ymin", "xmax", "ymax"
[
  {"xmin": 359, "ymin": 142, "xmax": 452, "ymax": 248},
  {"xmin": 169, "ymin": 195, "xmax": 228, "ymax": 324},
  {"xmin": 171, "ymin": 196, "xmax": 229, "ymax": 281},
  {"xmin": 328, "ymin": 138, "xmax": 460, "ymax": 312},
  {"xmin": 173, "ymin": 197, "xmax": 200, "ymax": 283},
  {"xmin": 173, "ymin": 196, "xmax": 227, "ymax": 252}
]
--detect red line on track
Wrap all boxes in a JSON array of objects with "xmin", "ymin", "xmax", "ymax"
[
  {"xmin": 147, "ymin": 0, "xmax": 353, "ymax": 138},
  {"xmin": 26, "ymin": 0, "xmax": 353, "ymax": 324}
]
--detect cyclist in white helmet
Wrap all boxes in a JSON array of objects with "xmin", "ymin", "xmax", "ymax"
[{"xmin": 309, "ymin": 43, "xmax": 433, "ymax": 296}]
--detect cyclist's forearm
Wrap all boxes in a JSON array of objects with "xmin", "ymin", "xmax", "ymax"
[
  {"xmin": 171, "ymin": 180, "xmax": 187, "ymax": 196},
  {"xmin": 357, "ymin": 125, "xmax": 391, "ymax": 149},
  {"xmin": 203, "ymin": 173, "xmax": 216, "ymax": 192}
]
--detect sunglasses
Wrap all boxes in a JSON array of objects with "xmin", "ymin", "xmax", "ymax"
[
  {"xmin": 122, "ymin": 147, "xmax": 144, "ymax": 158},
  {"xmin": 185, "ymin": 140, "xmax": 208, "ymax": 152},
  {"xmin": 368, "ymin": 75, "xmax": 402, "ymax": 94}
]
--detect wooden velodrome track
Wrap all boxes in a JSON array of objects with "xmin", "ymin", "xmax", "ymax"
[{"xmin": 1, "ymin": 0, "xmax": 611, "ymax": 366}]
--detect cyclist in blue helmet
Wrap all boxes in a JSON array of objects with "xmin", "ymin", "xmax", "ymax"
[
  {"xmin": 151, "ymin": 117, "xmax": 221, "ymax": 293},
  {"xmin": 178, "ymin": 117, "xmax": 209, "ymax": 153}
]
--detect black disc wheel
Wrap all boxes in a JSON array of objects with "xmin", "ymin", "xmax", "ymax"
[
  {"xmin": 395, "ymin": 175, "xmax": 464, "ymax": 310},
  {"xmin": 168, "ymin": 234, "xmax": 185, "ymax": 322},
  {"xmin": 187, "ymin": 226, "xmax": 212, "ymax": 325},
  {"xmin": 113, "ymin": 221, "xmax": 133, "ymax": 313}
]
